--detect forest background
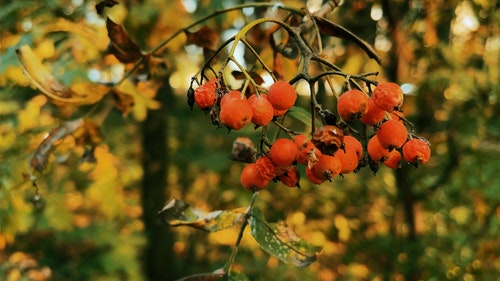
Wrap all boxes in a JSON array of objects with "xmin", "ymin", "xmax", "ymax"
[{"xmin": 0, "ymin": 0, "xmax": 499, "ymax": 280}]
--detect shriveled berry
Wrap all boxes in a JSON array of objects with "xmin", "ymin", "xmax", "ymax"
[
  {"xmin": 312, "ymin": 154, "xmax": 342, "ymax": 181},
  {"xmin": 267, "ymin": 81, "xmax": 297, "ymax": 110},
  {"xmin": 312, "ymin": 125, "xmax": 344, "ymax": 155},
  {"xmin": 194, "ymin": 78, "xmax": 217, "ymax": 109},
  {"xmin": 367, "ymin": 135, "xmax": 390, "ymax": 162},
  {"xmin": 376, "ymin": 119, "xmax": 408, "ymax": 149},
  {"xmin": 220, "ymin": 90, "xmax": 243, "ymax": 107},
  {"xmin": 372, "ymin": 82, "xmax": 404, "ymax": 112},
  {"xmin": 255, "ymin": 156, "xmax": 276, "ymax": 181},
  {"xmin": 269, "ymin": 138, "xmax": 299, "ymax": 166},
  {"xmin": 248, "ymin": 94, "xmax": 274, "ymax": 126},
  {"xmin": 383, "ymin": 149, "xmax": 402, "ymax": 169},
  {"xmin": 360, "ymin": 98, "xmax": 386, "ymax": 125},
  {"xmin": 402, "ymin": 138, "xmax": 431, "ymax": 166},
  {"xmin": 240, "ymin": 163, "xmax": 269, "ymax": 192},
  {"xmin": 230, "ymin": 137, "xmax": 257, "ymax": 163},
  {"xmin": 219, "ymin": 93, "xmax": 253, "ymax": 130},
  {"xmin": 278, "ymin": 166, "xmax": 301, "ymax": 188},
  {"xmin": 337, "ymin": 89, "xmax": 370, "ymax": 121}
]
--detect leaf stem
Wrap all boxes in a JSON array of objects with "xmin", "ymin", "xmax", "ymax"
[{"xmin": 223, "ymin": 192, "xmax": 258, "ymax": 275}]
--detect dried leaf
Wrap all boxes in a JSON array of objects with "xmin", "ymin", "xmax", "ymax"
[
  {"xmin": 313, "ymin": 16, "xmax": 381, "ymax": 64},
  {"xmin": 230, "ymin": 71, "xmax": 265, "ymax": 85},
  {"xmin": 16, "ymin": 45, "xmax": 107, "ymax": 105},
  {"xmin": 30, "ymin": 119, "xmax": 85, "ymax": 172},
  {"xmin": 106, "ymin": 17, "xmax": 143, "ymax": 63},
  {"xmin": 185, "ymin": 25, "xmax": 220, "ymax": 51},
  {"xmin": 249, "ymin": 208, "xmax": 322, "ymax": 268},
  {"xmin": 96, "ymin": 0, "xmax": 119, "ymax": 15},
  {"xmin": 157, "ymin": 199, "xmax": 244, "ymax": 232}
]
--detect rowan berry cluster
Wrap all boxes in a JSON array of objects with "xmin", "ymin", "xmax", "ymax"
[{"xmin": 189, "ymin": 78, "xmax": 431, "ymax": 193}]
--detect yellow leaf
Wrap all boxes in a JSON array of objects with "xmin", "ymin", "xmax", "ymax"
[
  {"xmin": 334, "ymin": 214, "xmax": 351, "ymax": 242},
  {"xmin": 115, "ymin": 79, "xmax": 161, "ymax": 121},
  {"xmin": 17, "ymin": 95, "xmax": 47, "ymax": 133}
]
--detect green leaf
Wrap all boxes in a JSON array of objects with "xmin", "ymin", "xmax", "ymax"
[
  {"xmin": 175, "ymin": 273, "xmax": 225, "ymax": 281},
  {"xmin": 157, "ymin": 198, "xmax": 245, "ymax": 232},
  {"xmin": 286, "ymin": 106, "xmax": 313, "ymax": 127},
  {"xmin": 249, "ymin": 208, "xmax": 322, "ymax": 268}
]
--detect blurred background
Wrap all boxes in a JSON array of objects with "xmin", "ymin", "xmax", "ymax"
[{"xmin": 0, "ymin": 0, "xmax": 499, "ymax": 280}]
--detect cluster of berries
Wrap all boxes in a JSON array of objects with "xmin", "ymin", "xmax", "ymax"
[
  {"xmin": 189, "ymin": 78, "xmax": 431, "ymax": 192},
  {"xmin": 191, "ymin": 78, "xmax": 297, "ymax": 129}
]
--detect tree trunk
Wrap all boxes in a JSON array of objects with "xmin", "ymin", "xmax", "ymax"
[{"xmin": 141, "ymin": 79, "xmax": 178, "ymax": 280}]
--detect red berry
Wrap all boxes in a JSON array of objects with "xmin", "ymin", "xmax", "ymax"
[
  {"xmin": 376, "ymin": 119, "xmax": 408, "ymax": 149},
  {"xmin": 269, "ymin": 138, "xmax": 299, "ymax": 166},
  {"xmin": 402, "ymin": 138, "xmax": 431, "ymax": 165},
  {"xmin": 194, "ymin": 78, "xmax": 217, "ymax": 109},
  {"xmin": 312, "ymin": 154, "xmax": 342, "ymax": 181},
  {"xmin": 305, "ymin": 166, "xmax": 324, "ymax": 184},
  {"xmin": 240, "ymin": 163, "xmax": 269, "ymax": 192},
  {"xmin": 383, "ymin": 149, "xmax": 402, "ymax": 169},
  {"xmin": 278, "ymin": 166, "xmax": 301, "ymax": 188},
  {"xmin": 334, "ymin": 135, "xmax": 363, "ymax": 174},
  {"xmin": 360, "ymin": 98, "xmax": 387, "ymax": 125},
  {"xmin": 337, "ymin": 89, "xmax": 370, "ymax": 121},
  {"xmin": 219, "ymin": 92, "xmax": 253, "ymax": 130},
  {"xmin": 255, "ymin": 156, "xmax": 276, "ymax": 181},
  {"xmin": 220, "ymin": 90, "xmax": 243, "ymax": 107},
  {"xmin": 248, "ymin": 94, "xmax": 274, "ymax": 126},
  {"xmin": 372, "ymin": 82, "xmax": 404, "ymax": 112},
  {"xmin": 267, "ymin": 81, "xmax": 297, "ymax": 110},
  {"xmin": 367, "ymin": 135, "xmax": 390, "ymax": 162}
]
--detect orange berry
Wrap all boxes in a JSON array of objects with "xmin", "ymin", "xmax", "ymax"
[
  {"xmin": 376, "ymin": 119, "xmax": 408, "ymax": 149},
  {"xmin": 334, "ymin": 135, "xmax": 363, "ymax": 174},
  {"xmin": 267, "ymin": 81, "xmax": 297, "ymax": 110},
  {"xmin": 293, "ymin": 134, "xmax": 308, "ymax": 148},
  {"xmin": 240, "ymin": 163, "xmax": 269, "ymax": 192},
  {"xmin": 383, "ymin": 149, "xmax": 402, "ymax": 169},
  {"xmin": 255, "ymin": 156, "xmax": 276, "ymax": 181},
  {"xmin": 312, "ymin": 154, "xmax": 342, "ymax": 181},
  {"xmin": 278, "ymin": 166, "xmax": 301, "ymax": 188},
  {"xmin": 367, "ymin": 135, "xmax": 390, "ymax": 162},
  {"xmin": 219, "ymin": 93, "xmax": 253, "ymax": 130},
  {"xmin": 402, "ymin": 138, "xmax": 431, "ymax": 165},
  {"xmin": 220, "ymin": 90, "xmax": 243, "ymax": 107},
  {"xmin": 312, "ymin": 125, "xmax": 344, "ymax": 155},
  {"xmin": 248, "ymin": 94, "xmax": 274, "ymax": 126},
  {"xmin": 360, "ymin": 98, "xmax": 386, "ymax": 125},
  {"xmin": 305, "ymin": 166, "xmax": 324, "ymax": 184},
  {"xmin": 337, "ymin": 89, "xmax": 370, "ymax": 121},
  {"xmin": 194, "ymin": 78, "xmax": 217, "ymax": 109},
  {"xmin": 273, "ymin": 107, "xmax": 288, "ymax": 117},
  {"xmin": 269, "ymin": 138, "xmax": 299, "ymax": 167},
  {"xmin": 372, "ymin": 82, "xmax": 404, "ymax": 112}
]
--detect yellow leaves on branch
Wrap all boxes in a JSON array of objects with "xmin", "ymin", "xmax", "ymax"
[
  {"xmin": 16, "ymin": 45, "xmax": 109, "ymax": 106},
  {"xmin": 114, "ymin": 79, "xmax": 161, "ymax": 121}
]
